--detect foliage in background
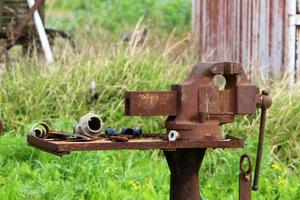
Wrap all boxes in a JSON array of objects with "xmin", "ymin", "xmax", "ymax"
[
  {"xmin": 0, "ymin": 0, "xmax": 299, "ymax": 199},
  {"xmin": 46, "ymin": 0, "xmax": 191, "ymax": 37}
]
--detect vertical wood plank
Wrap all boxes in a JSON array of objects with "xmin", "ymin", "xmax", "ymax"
[{"xmin": 193, "ymin": 0, "xmax": 294, "ymax": 81}]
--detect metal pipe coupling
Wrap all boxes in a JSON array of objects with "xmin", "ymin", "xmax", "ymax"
[
  {"xmin": 74, "ymin": 113, "xmax": 103, "ymax": 138},
  {"xmin": 168, "ymin": 130, "xmax": 180, "ymax": 141},
  {"xmin": 121, "ymin": 127, "xmax": 142, "ymax": 137},
  {"xmin": 29, "ymin": 122, "xmax": 50, "ymax": 138}
]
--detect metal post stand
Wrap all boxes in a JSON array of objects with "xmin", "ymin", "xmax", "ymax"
[{"xmin": 164, "ymin": 148, "xmax": 206, "ymax": 200}]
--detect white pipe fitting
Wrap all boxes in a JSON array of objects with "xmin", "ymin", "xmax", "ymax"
[
  {"xmin": 168, "ymin": 130, "xmax": 180, "ymax": 141},
  {"xmin": 29, "ymin": 122, "xmax": 49, "ymax": 138},
  {"xmin": 74, "ymin": 113, "xmax": 103, "ymax": 138}
]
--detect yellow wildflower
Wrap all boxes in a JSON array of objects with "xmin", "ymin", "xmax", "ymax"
[
  {"xmin": 272, "ymin": 163, "xmax": 282, "ymax": 171},
  {"xmin": 131, "ymin": 180, "xmax": 139, "ymax": 191},
  {"xmin": 277, "ymin": 176, "xmax": 288, "ymax": 186}
]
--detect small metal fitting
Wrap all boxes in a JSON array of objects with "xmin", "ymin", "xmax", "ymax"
[
  {"xmin": 133, "ymin": 127, "xmax": 142, "ymax": 137},
  {"xmin": 121, "ymin": 127, "xmax": 142, "ymax": 137},
  {"xmin": 105, "ymin": 128, "xmax": 117, "ymax": 137},
  {"xmin": 74, "ymin": 113, "xmax": 103, "ymax": 138},
  {"xmin": 121, "ymin": 128, "xmax": 133, "ymax": 135},
  {"xmin": 168, "ymin": 130, "xmax": 180, "ymax": 141},
  {"xmin": 29, "ymin": 122, "xmax": 50, "ymax": 138}
]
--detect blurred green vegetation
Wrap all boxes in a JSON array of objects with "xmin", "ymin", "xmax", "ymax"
[
  {"xmin": 0, "ymin": 0, "xmax": 299, "ymax": 199},
  {"xmin": 46, "ymin": 0, "xmax": 191, "ymax": 37}
]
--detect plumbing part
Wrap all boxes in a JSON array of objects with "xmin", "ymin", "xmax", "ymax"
[
  {"xmin": 27, "ymin": 0, "xmax": 54, "ymax": 64},
  {"xmin": 168, "ymin": 130, "xmax": 180, "ymax": 141},
  {"xmin": 121, "ymin": 127, "xmax": 142, "ymax": 137},
  {"xmin": 29, "ymin": 122, "xmax": 91, "ymax": 140},
  {"xmin": 121, "ymin": 127, "xmax": 134, "ymax": 135},
  {"xmin": 133, "ymin": 127, "xmax": 142, "ymax": 137},
  {"xmin": 105, "ymin": 128, "xmax": 117, "ymax": 137},
  {"xmin": 240, "ymin": 154, "xmax": 253, "ymax": 200},
  {"xmin": 74, "ymin": 113, "xmax": 103, "ymax": 138},
  {"xmin": 29, "ymin": 122, "xmax": 49, "ymax": 138}
]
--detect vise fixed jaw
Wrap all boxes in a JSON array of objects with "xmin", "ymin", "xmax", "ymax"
[{"xmin": 125, "ymin": 62, "xmax": 261, "ymax": 141}]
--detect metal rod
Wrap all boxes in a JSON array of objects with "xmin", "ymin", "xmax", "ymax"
[{"xmin": 252, "ymin": 106, "xmax": 267, "ymax": 191}]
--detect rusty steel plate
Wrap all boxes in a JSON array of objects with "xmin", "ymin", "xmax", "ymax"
[
  {"xmin": 27, "ymin": 134, "xmax": 244, "ymax": 155},
  {"xmin": 125, "ymin": 91, "xmax": 177, "ymax": 116}
]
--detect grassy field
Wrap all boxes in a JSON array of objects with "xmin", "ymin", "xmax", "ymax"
[{"xmin": 0, "ymin": 1, "xmax": 299, "ymax": 199}]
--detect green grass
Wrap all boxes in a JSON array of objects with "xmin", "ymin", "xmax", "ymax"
[
  {"xmin": 0, "ymin": 0, "xmax": 299, "ymax": 199},
  {"xmin": 46, "ymin": 0, "xmax": 191, "ymax": 37}
]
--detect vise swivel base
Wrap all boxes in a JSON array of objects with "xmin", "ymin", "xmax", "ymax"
[{"xmin": 27, "ymin": 62, "xmax": 271, "ymax": 200}]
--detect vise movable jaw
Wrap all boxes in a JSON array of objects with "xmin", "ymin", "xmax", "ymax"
[{"xmin": 125, "ymin": 62, "xmax": 264, "ymax": 141}]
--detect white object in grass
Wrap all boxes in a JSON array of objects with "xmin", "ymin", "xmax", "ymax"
[{"xmin": 27, "ymin": 0, "xmax": 54, "ymax": 64}]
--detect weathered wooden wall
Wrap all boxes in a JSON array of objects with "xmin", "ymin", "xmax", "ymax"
[{"xmin": 192, "ymin": 0, "xmax": 298, "ymax": 81}]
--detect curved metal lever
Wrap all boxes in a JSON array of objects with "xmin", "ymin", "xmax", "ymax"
[{"xmin": 252, "ymin": 91, "xmax": 272, "ymax": 191}]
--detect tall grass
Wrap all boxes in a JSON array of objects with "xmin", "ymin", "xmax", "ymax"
[
  {"xmin": 0, "ymin": 0, "xmax": 299, "ymax": 199},
  {"xmin": 1, "ymin": 30, "xmax": 299, "ymax": 199}
]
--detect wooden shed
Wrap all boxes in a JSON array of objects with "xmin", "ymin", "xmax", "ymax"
[{"xmin": 192, "ymin": 0, "xmax": 300, "ymax": 82}]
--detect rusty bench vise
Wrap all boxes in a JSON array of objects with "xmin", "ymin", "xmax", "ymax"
[
  {"xmin": 125, "ymin": 62, "xmax": 267, "ymax": 140},
  {"xmin": 125, "ymin": 62, "xmax": 272, "ymax": 195}
]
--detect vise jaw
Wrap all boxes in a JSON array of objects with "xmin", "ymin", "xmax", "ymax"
[{"xmin": 125, "ymin": 62, "xmax": 261, "ymax": 141}]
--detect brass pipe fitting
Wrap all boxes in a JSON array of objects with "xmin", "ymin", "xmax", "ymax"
[{"xmin": 74, "ymin": 113, "xmax": 103, "ymax": 138}]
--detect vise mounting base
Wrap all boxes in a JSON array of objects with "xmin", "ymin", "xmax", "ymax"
[{"xmin": 27, "ymin": 133, "xmax": 244, "ymax": 156}]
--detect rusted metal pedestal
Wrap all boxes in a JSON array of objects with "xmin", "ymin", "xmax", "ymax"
[
  {"xmin": 164, "ymin": 148, "xmax": 206, "ymax": 200},
  {"xmin": 28, "ymin": 134, "xmax": 243, "ymax": 199}
]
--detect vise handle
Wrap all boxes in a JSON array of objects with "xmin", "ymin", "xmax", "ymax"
[{"xmin": 252, "ymin": 90, "xmax": 272, "ymax": 191}]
